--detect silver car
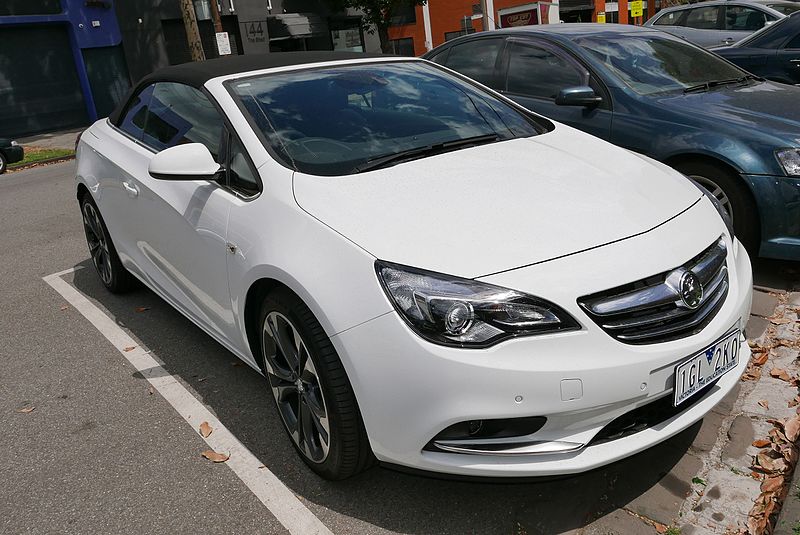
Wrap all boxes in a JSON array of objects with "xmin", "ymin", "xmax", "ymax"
[{"xmin": 644, "ymin": 0, "xmax": 800, "ymax": 47}]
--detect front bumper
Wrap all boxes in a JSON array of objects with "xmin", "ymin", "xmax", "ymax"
[
  {"xmin": 744, "ymin": 173, "xmax": 800, "ymax": 261},
  {"xmin": 333, "ymin": 205, "xmax": 753, "ymax": 477},
  {"xmin": 1, "ymin": 145, "xmax": 24, "ymax": 165}
]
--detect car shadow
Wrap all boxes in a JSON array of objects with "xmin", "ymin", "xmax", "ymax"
[{"xmin": 71, "ymin": 261, "xmax": 704, "ymax": 534}]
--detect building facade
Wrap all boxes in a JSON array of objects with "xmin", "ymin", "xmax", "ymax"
[
  {"xmin": 0, "ymin": 0, "xmax": 380, "ymax": 138},
  {"xmin": 387, "ymin": 0, "xmax": 660, "ymax": 56}
]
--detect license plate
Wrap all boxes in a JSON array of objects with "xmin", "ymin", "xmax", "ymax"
[{"xmin": 673, "ymin": 328, "xmax": 741, "ymax": 407}]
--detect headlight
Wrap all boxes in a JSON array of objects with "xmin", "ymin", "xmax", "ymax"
[
  {"xmin": 687, "ymin": 177, "xmax": 734, "ymax": 238},
  {"xmin": 375, "ymin": 261, "xmax": 580, "ymax": 348},
  {"xmin": 10, "ymin": 140, "xmax": 18, "ymax": 146},
  {"xmin": 776, "ymin": 148, "xmax": 800, "ymax": 177}
]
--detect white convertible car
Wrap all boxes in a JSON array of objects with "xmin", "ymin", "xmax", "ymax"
[{"xmin": 75, "ymin": 52, "xmax": 752, "ymax": 480}]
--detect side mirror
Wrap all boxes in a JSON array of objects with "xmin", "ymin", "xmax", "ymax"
[
  {"xmin": 555, "ymin": 86, "xmax": 603, "ymax": 107},
  {"xmin": 148, "ymin": 143, "xmax": 222, "ymax": 180}
]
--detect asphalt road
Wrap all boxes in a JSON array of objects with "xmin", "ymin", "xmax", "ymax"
[{"xmin": 1, "ymin": 162, "xmax": 798, "ymax": 535}]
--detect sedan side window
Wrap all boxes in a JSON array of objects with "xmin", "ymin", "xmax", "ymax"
[
  {"xmin": 653, "ymin": 10, "xmax": 687, "ymax": 26},
  {"xmin": 444, "ymin": 38, "xmax": 504, "ymax": 88},
  {"xmin": 787, "ymin": 33, "xmax": 800, "ymax": 49},
  {"xmin": 725, "ymin": 6, "xmax": 768, "ymax": 31},
  {"xmin": 141, "ymin": 82, "xmax": 224, "ymax": 162},
  {"xmin": 118, "ymin": 84, "xmax": 155, "ymax": 141},
  {"xmin": 505, "ymin": 42, "xmax": 584, "ymax": 100},
  {"xmin": 684, "ymin": 6, "xmax": 721, "ymax": 29}
]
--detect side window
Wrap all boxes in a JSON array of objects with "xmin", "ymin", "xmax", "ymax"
[
  {"xmin": 141, "ymin": 82, "xmax": 224, "ymax": 162},
  {"xmin": 684, "ymin": 6, "xmax": 721, "ymax": 29},
  {"xmin": 653, "ymin": 10, "xmax": 686, "ymax": 26},
  {"xmin": 505, "ymin": 42, "xmax": 584, "ymax": 99},
  {"xmin": 226, "ymin": 135, "xmax": 260, "ymax": 196},
  {"xmin": 118, "ymin": 84, "xmax": 155, "ymax": 141},
  {"xmin": 444, "ymin": 38, "xmax": 504, "ymax": 88},
  {"xmin": 787, "ymin": 33, "xmax": 800, "ymax": 49},
  {"xmin": 725, "ymin": 6, "xmax": 768, "ymax": 31},
  {"xmin": 426, "ymin": 47, "xmax": 450, "ymax": 65}
]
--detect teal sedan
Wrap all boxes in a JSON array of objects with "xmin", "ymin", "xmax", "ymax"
[{"xmin": 425, "ymin": 24, "xmax": 800, "ymax": 261}]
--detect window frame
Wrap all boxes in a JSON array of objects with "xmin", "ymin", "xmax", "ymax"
[{"xmin": 109, "ymin": 80, "xmax": 263, "ymax": 200}]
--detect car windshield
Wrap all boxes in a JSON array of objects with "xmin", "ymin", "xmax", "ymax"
[
  {"xmin": 575, "ymin": 34, "xmax": 748, "ymax": 95},
  {"xmin": 227, "ymin": 61, "xmax": 544, "ymax": 176},
  {"xmin": 767, "ymin": 3, "xmax": 800, "ymax": 15}
]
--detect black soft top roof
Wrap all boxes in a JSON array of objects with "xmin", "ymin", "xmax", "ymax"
[{"xmin": 109, "ymin": 51, "xmax": 391, "ymax": 125}]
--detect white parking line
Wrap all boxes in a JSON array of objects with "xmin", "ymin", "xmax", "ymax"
[{"xmin": 44, "ymin": 267, "xmax": 333, "ymax": 535}]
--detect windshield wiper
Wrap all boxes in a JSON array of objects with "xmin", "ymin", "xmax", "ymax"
[
  {"xmin": 353, "ymin": 134, "xmax": 500, "ymax": 173},
  {"xmin": 683, "ymin": 75, "xmax": 761, "ymax": 94}
]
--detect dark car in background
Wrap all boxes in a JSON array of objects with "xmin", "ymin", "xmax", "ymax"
[
  {"xmin": 714, "ymin": 11, "xmax": 800, "ymax": 84},
  {"xmin": 643, "ymin": 0, "xmax": 800, "ymax": 47},
  {"xmin": 424, "ymin": 24, "xmax": 800, "ymax": 261},
  {"xmin": 0, "ymin": 138, "xmax": 23, "ymax": 174}
]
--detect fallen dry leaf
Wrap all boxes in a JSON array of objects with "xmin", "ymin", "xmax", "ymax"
[
  {"xmin": 789, "ymin": 398, "xmax": 799, "ymax": 408},
  {"xmin": 231, "ymin": 361, "xmax": 242, "ymax": 367},
  {"xmin": 753, "ymin": 439, "xmax": 771, "ymax": 448},
  {"xmin": 785, "ymin": 416, "xmax": 800, "ymax": 443},
  {"xmin": 759, "ymin": 399, "xmax": 770, "ymax": 409},
  {"xmin": 135, "ymin": 306, "xmax": 150, "ymax": 313},
  {"xmin": 752, "ymin": 352, "xmax": 769, "ymax": 366},
  {"xmin": 770, "ymin": 317, "xmax": 792, "ymax": 325},
  {"xmin": 123, "ymin": 346, "xmax": 135, "ymax": 352},
  {"xmin": 199, "ymin": 421, "xmax": 212, "ymax": 438},
  {"xmin": 751, "ymin": 471, "xmax": 762, "ymax": 480},
  {"xmin": 148, "ymin": 386, "xmax": 154, "ymax": 395},
  {"xmin": 16, "ymin": 407, "xmax": 35, "ymax": 414},
  {"xmin": 756, "ymin": 453, "xmax": 779, "ymax": 472},
  {"xmin": 257, "ymin": 464, "xmax": 266, "ymax": 469},
  {"xmin": 654, "ymin": 523, "xmax": 667, "ymax": 534},
  {"xmin": 201, "ymin": 450, "xmax": 229, "ymax": 463},
  {"xmin": 59, "ymin": 305, "xmax": 69, "ymax": 311},
  {"xmin": 769, "ymin": 367, "xmax": 792, "ymax": 382},
  {"xmin": 761, "ymin": 476, "xmax": 784, "ymax": 493}
]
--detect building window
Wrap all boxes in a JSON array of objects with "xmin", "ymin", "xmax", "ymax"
[
  {"xmin": 330, "ymin": 18, "xmax": 365, "ymax": 52},
  {"xmin": 444, "ymin": 29, "xmax": 476, "ymax": 41},
  {"xmin": 388, "ymin": 37, "xmax": 415, "ymax": 56},
  {"xmin": 390, "ymin": 5, "xmax": 417, "ymax": 25},
  {"xmin": 0, "ymin": 0, "xmax": 61, "ymax": 16}
]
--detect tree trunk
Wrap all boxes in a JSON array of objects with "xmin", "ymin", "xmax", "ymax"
[{"xmin": 179, "ymin": 0, "xmax": 206, "ymax": 62}]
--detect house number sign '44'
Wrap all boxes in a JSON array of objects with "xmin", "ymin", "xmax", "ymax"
[{"xmin": 246, "ymin": 22, "xmax": 266, "ymax": 43}]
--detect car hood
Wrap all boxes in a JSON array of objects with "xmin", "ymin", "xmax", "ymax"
[
  {"xmin": 293, "ymin": 125, "xmax": 701, "ymax": 279},
  {"xmin": 655, "ymin": 81, "xmax": 800, "ymax": 137}
]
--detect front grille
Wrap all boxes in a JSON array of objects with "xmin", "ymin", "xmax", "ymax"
[{"xmin": 579, "ymin": 237, "xmax": 728, "ymax": 344}]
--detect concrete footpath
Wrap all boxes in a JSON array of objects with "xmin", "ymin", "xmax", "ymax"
[{"xmin": 17, "ymin": 128, "xmax": 84, "ymax": 151}]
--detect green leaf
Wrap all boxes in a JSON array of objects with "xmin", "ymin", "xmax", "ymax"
[{"xmin": 692, "ymin": 477, "xmax": 707, "ymax": 486}]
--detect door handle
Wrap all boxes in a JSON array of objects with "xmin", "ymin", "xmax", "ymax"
[
  {"xmin": 791, "ymin": 59, "xmax": 800, "ymax": 64},
  {"xmin": 122, "ymin": 181, "xmax": 139, "ymax": 198},
  {"xmin": 722, "ymin": 38, "xmax": 734, "ymax": 44}
]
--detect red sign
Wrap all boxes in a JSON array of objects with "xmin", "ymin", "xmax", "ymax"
[{"xmin": 500, "ymin": 9, "xmax": 539, "ymax": 27}]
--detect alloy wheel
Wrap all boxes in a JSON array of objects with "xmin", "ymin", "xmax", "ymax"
[
  {"xmin": 82, "ymin": 202, "xmax": 113, "ymax": 286},
  {"xmin": 691, "ymin": 174, "xmax": 734, "ymax": 223},
  {"xmin": 262, "ymin": 311, "xmax": 330, "ymax": 463}
]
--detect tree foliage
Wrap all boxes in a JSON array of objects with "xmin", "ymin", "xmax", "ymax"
[{"xmin": 326, "ymin": 0, "xmax": 428, "ymax": 53}]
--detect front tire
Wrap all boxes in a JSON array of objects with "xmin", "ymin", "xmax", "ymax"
[
  {"xmin": 0, "ymin": 153, "xmax": 7, "ymax": 174},
  {"xmin": 675, "ymin": 161, "xmax": 760, "ymax": 254},
  {"xmin": 259, "ymin": 288, "xmax": 374, "ymax": 480},
  {"xmin": 80, "ymin": 194, "xmax": 136, "ymax": 293}
]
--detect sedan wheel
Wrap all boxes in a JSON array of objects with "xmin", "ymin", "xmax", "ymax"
[
  {"xmin": 674, "ymin": 161, "xmax": 759, "ymax": 254},
  {"xmin": 263, "ymin": 311, "xmax": 330, "ymax": 463},
  {"xmin": 259, "ymin": 288, "xmax": 374, "ymax": 479},
  {"xmin": 0, "ymin": 153, "xmax": 7, "ymax": 174},
  {"xmin": 79, "ymin": 194, "xmax": 135, "ymax": 293}
]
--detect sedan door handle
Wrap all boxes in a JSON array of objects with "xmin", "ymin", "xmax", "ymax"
[
  {"xmin": 122, "ymin": 180, "xmax": 139, "ymax": 198},
  {"xmin": 791, "ymin": 59, "xmax": 800, "ymax": 63}
]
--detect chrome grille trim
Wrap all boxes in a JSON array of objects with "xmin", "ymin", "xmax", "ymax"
[{"xmin": 579, "ymin": 238, "xmax": 729, "ymax": 344}]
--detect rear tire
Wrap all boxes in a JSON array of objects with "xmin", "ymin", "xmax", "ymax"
[
  {"xmin": 79, "ymin": 193, "xmax": 136, "ymax": 293},
  {"xmin": 0, "ymin": 153, "xmax": 7, "ymax": 174},
  {"xmin": 258, "ymin": 288, "xmax": 374, "ymax": 480},
  {"xmin": 675, "ymin": 160, "xmax": 759, "ymax": 254}
]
